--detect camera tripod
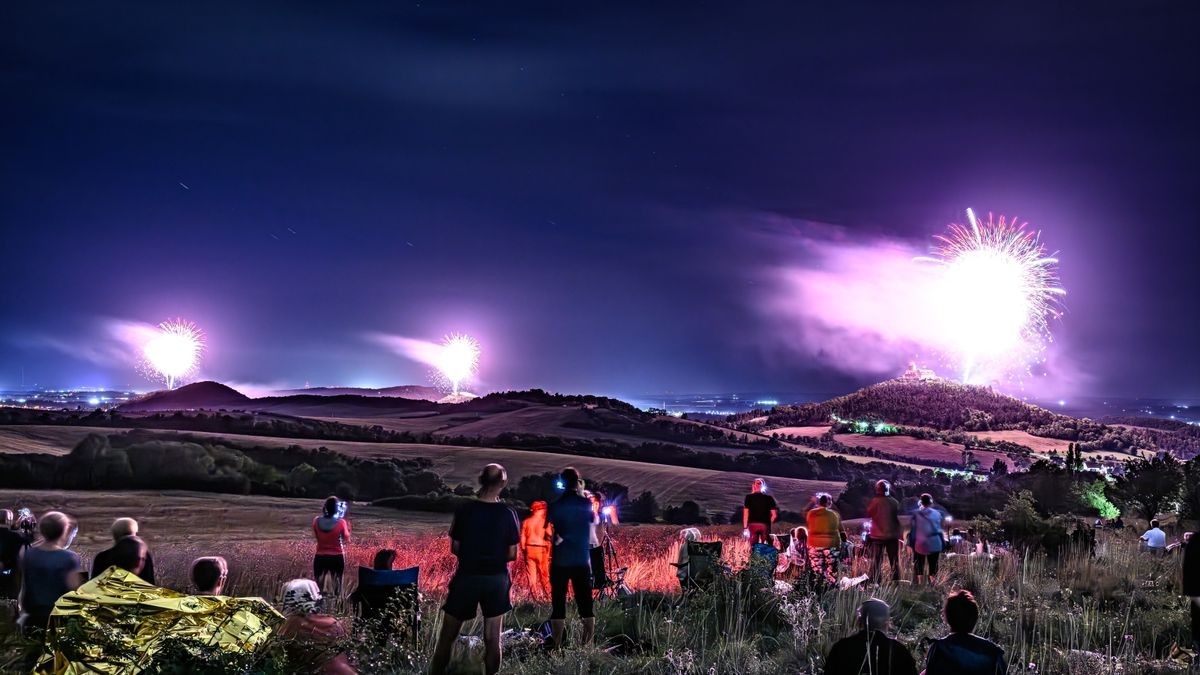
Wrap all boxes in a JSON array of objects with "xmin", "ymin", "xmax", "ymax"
[{"xmin": 593, "ymin": 533, "xmax": 628, "ymax": 600}]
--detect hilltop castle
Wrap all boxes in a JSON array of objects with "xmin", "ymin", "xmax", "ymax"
[{"xmin": 899, "ymin": 362, "xmax": 939, "ymax": 382}]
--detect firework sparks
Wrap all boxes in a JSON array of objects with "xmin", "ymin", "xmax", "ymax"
[
  {"xmin": 141, "ymin": 319, "xmax": 205, "ymax": 390},
  {"xmin": 436, "ymin": 333, "xmax": 481, "ymax": 395},
  {"xmin": 917, "ymin": 208, "xmax": 1065, "ymax": 383}
]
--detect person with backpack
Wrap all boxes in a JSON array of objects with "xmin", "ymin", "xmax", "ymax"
[{"xmin": 909, "ymin": 493, "xmax": 945, "ymax": 586}]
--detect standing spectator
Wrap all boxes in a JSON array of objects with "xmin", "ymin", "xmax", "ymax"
[
  {"xmin": 313, "ymin": 496, "xmax": 352, "ymax": 597},
  {"xmin": 1140, "ymin": 519, "xmax": 1167, "ymax": 554},
  {"xmin": 911, "ymin": 493, "xmax": 945, "ymax": 586},
  {"xmin": 924, "ymin": 590, "xmax": 1007, "ymax": 675},
  {"xmin": 17, "ymin": 511, "xmax": 82, "ymax": 636},
  {"xmin": 823, "ymin": 598, "xmax": 918, "ymax": 675},
  {"xmin": 1182, "ymin": 530, "xmax": 1199, "ymax": 662},
  {"xmin": 805, "ymin": 494, "xmax": 844, "ymax": 586},
  {"xmin": 867, "ymin": 480, "xmax": 902, "ymax": 583},
  {"xmin": 92, "ymin": 517, "xmax": 157, "ymax": 584},
  {"xmin": 0, "ymin": 509, "xmax": 31, "ymax": 599},
  {"xmin": 429, "ymin": 464, "xmax": 519, "ymax": 675},
  {"xmin": 277, "ymin": 578, "xmax": 356, "ymax": 675},
  {"xmin": 742, "ymin": 478, "xmax": 779, "ymax": 545},
  {"xmin": 191, "ymin": 556, "xmax": 229, "ymax": 595},
  {"xmin": 546, "ymin": 467, "xmax": 597, "ymax": 649},
  {"xmin": 520, "ymin": 501, "xmax": 552, "ymax": 601}
]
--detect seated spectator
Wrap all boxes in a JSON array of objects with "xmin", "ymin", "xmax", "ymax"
[
  {"xmin": 277, "ymin": 579, "xmax": 355, "ymax": 675},
  {"xmin": 372, "ymin": 548, "xmax": 398, "ymax": 571},
  {"xmin": 675, "ymin": 528, "xmax": 702, "ymax": 587},
  {"xmin": 92, "ymin": 517, "xmax": 156, "ymax": 584},
  {"xmin": 191, "ymin": 556, "xmax": 229, "ymax": 595},
  {"xmin": 786, "ymin": 526, "xmax": 809, "ymax": 579},
  {"xmin": 823, "ymin": 598, "xmax": 917, "ymax": 675},
  {"xmin": 924, "ymin": 590, "xmax": 1007, "ymax": 675},
  {"xmin": 17, "ymin": 511, "xmax": 82, "ymax": 636},
  {"xmin": 1140, "ymin": 519, "xmax": 1167, "ymax": 554},
  {"xmin": 110, "ymin": 536, "xmax": 149, "ymax": 579}
]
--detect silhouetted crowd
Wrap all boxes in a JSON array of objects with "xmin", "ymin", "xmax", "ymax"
[{"xmin": 1, "ymin": 465, "xmax": 1198, "ymax": 675}]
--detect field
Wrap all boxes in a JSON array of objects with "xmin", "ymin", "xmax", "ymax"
[
  {"xmin": 834, "ymin": 433, "xmax": 1015, "ymax": 469},
  {"xmin": 0, "ymin": 425, "xmax": 843, "ymax": 514},
  {"xmin": 2, "ymin": 492, "xmax": 1193, "ymax": 674}
]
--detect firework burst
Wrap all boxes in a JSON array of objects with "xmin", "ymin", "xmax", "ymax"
[
  {"xmin": 917, "ymin": 208, "xmax": 1065, "ymax": 383},
  {"xmin": 434, "ymin": 333, "xmax": 481, "ymax": 395},
  {"xmin": 140, "ymin": 318, "xmax": 205, "ymax": 390}
]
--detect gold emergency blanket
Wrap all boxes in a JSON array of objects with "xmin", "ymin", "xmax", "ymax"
[{"xmin": 36, "ymin": 567, "xmax": 283, "ymax": 674}]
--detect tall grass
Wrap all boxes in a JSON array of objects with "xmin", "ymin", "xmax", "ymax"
[{"xmin": 4, "ymin": 526, "xmax": 1194, "ymax": 673}]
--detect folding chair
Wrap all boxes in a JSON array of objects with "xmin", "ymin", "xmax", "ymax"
[
  {"xmin": 672, "ymin": 541, "xmax": 723, "ymax": 596},
  {"xmin": 350, "ymin": 566, "xmax": 420, "ymax": 646}
]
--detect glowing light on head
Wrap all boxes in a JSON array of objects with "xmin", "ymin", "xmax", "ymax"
[
  {"xmin": 142, "ymin": 319, "xmax": 205, "ymax": 390},
  {"xmin": 435, "ymin": 333, "xmax": 480, "ymax": 395},
  {"xmin": 917, "ymin": 209, "xmax": 1065, "ymax": 383}
]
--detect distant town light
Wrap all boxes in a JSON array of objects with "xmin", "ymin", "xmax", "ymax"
[{"xmin": 88, "ymin": 397, "xmax": 101, "ymax": 406}]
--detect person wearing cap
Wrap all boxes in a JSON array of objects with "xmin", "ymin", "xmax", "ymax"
[
  {"xmin": 823, "ymin": 598, "xmax": 918, "ymax": 675},
  {"xmin": 520, "ymin": 500, "xmax": 552, "ymax": 601}
]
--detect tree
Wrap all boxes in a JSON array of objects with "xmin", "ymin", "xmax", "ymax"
[
  {"xmin": 626, "ymin": 490, "xmax": 660, "ymax": 523},
  {"xmin": 1114, "ymin": 454, "xmax": 1184, "ymax": 521},
  {"xmin": 990, "ymin": 458, "xmax": 1008, "ymax": 475},
  {"xmin": 1178, "ymin": 457, "xmax": 1200, "ymax": 526},
  {"xmin": 663, "ymin": 500, "xmax": 707, "ymax": 525}
]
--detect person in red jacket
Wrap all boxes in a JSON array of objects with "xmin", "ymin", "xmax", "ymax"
[{"xmin": 312, "ymin": 496, "xmax": 352, "ymax": 597}]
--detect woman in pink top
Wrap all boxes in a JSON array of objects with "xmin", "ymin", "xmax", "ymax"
[{"xmin": 312, "ymin": 496, "xmax": 352, "ymax": 596}]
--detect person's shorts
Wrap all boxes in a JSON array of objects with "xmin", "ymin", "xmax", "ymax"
[
  {"xmin": 313, "ymin": 554, "xmax": 345, "ymax": 578},
  {"xmin": 443, "ymin": 572, "xmax": 512, "ymax": 621}
]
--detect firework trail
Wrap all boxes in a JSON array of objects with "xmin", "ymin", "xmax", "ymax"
[{"xmin": 916, "ymin": 208, "xmax": 1065, "ymax": 383}]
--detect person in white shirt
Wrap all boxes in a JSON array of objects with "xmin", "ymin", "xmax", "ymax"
[{"xmin": 1141, "ymin": 519, "xmax": 1167, "ymax": 553}]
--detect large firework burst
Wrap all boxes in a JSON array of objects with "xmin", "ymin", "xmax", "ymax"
[
  {"xmin": 141, "ymin": 318, "xmax": 205, "ymax": 390},
  {"xmin": 917, "ymin": 208, "xmax": 1065, "ymax": 383}
]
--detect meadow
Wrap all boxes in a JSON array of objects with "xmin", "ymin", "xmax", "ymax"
[{"xmin": 2, "ymin": 490, "xmax": 1194, "ymax": 674}]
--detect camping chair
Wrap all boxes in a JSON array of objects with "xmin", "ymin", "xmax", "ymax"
[
  {"xmin": 671, "ymin": 541, "xmax": 723, "ymax": 596},
  {"xmin": 350, "ymin": 566, "xmax": 420, "ymax": 646}
]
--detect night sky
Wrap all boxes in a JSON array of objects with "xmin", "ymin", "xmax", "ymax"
[{"xmin": 2, "ymin": 2, "xmax": 1198, "ymax": 400}]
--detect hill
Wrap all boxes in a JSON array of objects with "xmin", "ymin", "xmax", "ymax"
[
  {"xmin": 120, "ymin": 381, "xmax": 250, "ymax": 411},
  {"xmin": 274, "ymin": 384, "xmax": 442, "ymax": 400},
  {"xmin": 729, "ymin": 379, "xmax": 1061, "ymax": 431}
]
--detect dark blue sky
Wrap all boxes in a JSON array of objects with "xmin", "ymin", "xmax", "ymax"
[{"xmin": 2, "ymin": 2, "xmax": 1197, "ymax": 399}]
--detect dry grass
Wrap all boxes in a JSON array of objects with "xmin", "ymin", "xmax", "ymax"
[{"xmin": 0, "ymin": 426, "xmax": 843, "ymax": 512}]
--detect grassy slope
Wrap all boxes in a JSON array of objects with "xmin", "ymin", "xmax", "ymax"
[
  {"xmin": 0, "ymin": 425, "xmax": 842, "ymax": 513},
  {"xmin": 0, "ymin": 489, "xmax": 450, "ymax": 551}
]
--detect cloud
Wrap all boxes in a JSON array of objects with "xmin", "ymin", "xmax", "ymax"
[{"xmin": 752, "ymin": 219, "xmax": 1083, "ymax": 397}]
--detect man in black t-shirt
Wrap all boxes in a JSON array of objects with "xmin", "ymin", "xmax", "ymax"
[
  {"xmin": 430, "ymin": 464, "xmax": 520, "ymax": 675},
  {"xmin": 742, "ymin": 478, "xmax": 778, "ymax": 545}
]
